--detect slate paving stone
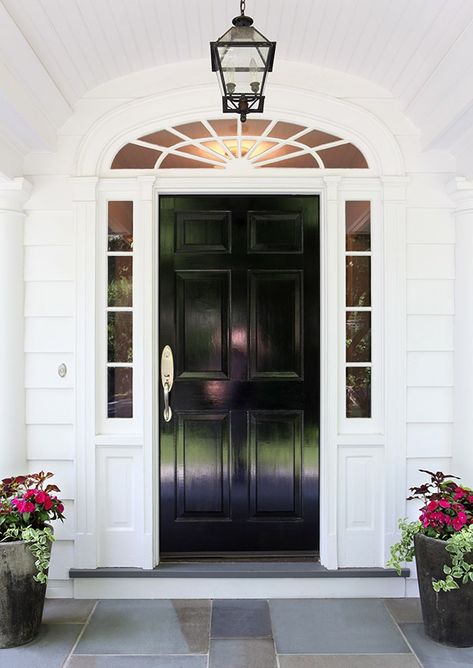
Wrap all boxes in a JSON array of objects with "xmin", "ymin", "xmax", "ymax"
[
  {"xmin": 74, "ymin": 600, "xmax": 211, "ymax": 655},
  {"xmin": 211, "ymin": 599, "xmax": 272, "ymax": 638},
  {"xmin": 278, "ymin": 655, "xmax": 421, "ymax": 668},
  {"xmin": 209, "ymin": 637, "xmax": 276, "ymax": 668},
  {"xmin": 43, "ymin": 598, "xmax": 97, "ymax": 624},
  {"xmin": 384, "ymin": 599, "xmax": 423, "ymax": 624},
  {"xmin": 270, "ymin": 599, "xmax": 410, "ymax": 655},
  {"xmin": 66, "ymin": 656, "xmax": 208, "ymax": 668},
  {"xmin": 401, "ymin": 623, "xmax": 473, "ymax": 668},
  {"xmin": 0, "ymin": 624, "xmax": 81, "ymax": 668}
]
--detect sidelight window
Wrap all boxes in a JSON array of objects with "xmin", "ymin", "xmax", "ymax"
[
  {"xmin": 345, "ymin": 201, "xmax": 372, "ymax": 418},
  {"xmin": 106, "ymin": 201, "xmax": 134, "ymax": 418}
]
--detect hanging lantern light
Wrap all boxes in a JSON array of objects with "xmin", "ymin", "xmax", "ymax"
[{"xmin": 210, "ymin": 0, "xmax": 276, "ymax": 122}]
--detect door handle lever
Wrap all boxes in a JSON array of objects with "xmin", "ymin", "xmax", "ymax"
[{"xmin": 161, "ymin": 345, "xmax": 174, "ymax": 422}]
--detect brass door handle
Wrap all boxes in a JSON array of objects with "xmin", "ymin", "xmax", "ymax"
[{"xmin": 161, "ymin": 345, "xmax": 174, "ymax": 422}]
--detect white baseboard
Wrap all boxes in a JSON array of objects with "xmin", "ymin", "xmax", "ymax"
[{"xmin": 46, "ymin": 579, "xmax": 74, "ymax": 598}]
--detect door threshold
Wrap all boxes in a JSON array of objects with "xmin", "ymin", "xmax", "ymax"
[
  {"xmin": 70, "ymin": 563, "xmax": 409, "ymax": 579},
  {"xmin": 160, "ymin": 551, "xmax": 319, "ymax": 562}
]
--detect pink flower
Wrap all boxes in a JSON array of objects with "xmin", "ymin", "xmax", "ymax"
[
  {"xmin": 454, "ymin": 487, "xmax": 466, "ymax": 500},
  {"xmin": 439, "ymin": 499, "xmax": 451, "ymax": 508},
  {"xmin": 57, "ymin": 503, "xmax": 64, "ymax": 513},
  {"xmin": 43, "ymin": 495, "xmax": 53, "ymax": 511},
  {"xmin": 468, "ymin": 495, "xmax": 473, "ymax": 503},
  {"xmin": 458, "ymin": 511, "xmax": 468, "ymax": 525},
  {"xmin": 23, "ymin": 501, "xmax": 35, "ymax": 513},
  {"xmin": 24, "ymin": 490, "xmax": 35, "ymax": 499},
  {"xmin": 35, "ymin": 490, "xmax": 46, "ymax": 504},
  {"xmin": 427, "ymin": 500, "xmax": 437, "ymax": 511},
  {"xmin": 453, "ymin": 518, "xmax": 463, "ymax": 531}
]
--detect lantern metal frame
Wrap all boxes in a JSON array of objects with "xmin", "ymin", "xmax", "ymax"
[{"xmin": 210, "ymin": 2, "xmax": 276, "ymax": 122}]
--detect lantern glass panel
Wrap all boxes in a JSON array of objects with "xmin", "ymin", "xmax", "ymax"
[{"xmin": 217, "ymin": 43, "xmax": 270, "ymax": 95}]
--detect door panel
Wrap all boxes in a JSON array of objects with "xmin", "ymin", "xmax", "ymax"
[{"xmin": 159, "ymin": 195, "xmax": 319, "ymax": 556}]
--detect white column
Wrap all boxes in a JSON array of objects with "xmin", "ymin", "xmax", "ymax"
[
  {"xmin": 0, "ymin": 177, "xmax": 32, "ymax": 479},
  {"xmin": 450, "ymin": 178, "xmax": 473, "ymax": 482}
]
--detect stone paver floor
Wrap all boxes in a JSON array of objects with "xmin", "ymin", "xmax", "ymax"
[{"xmin": 1, "ymin": 598, "xmax": 473, "ymax": 667}]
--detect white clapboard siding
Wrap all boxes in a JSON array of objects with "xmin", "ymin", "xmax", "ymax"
[
  {"xmin": 53, "ymin": 501, "xmax": 75, "ymax": 541},
  {"xmin": 25, "ymin": 460, "xmax": 75, "ymax": 500},
  {"xmin": 24, "ymin": 211, "xmax": 74, "ymax": 246},
  {"xmin": 26, "ymin": 389, "xmax": 74, "ymax": 424},
  {"xmin": 407, "ymin": 352, "xmax": 454, "ymax": 387},
  {"xmin": 407, "ymin": 315, "xmax": 454, "ymax": 351},
  {"xmin": 407, "ymin": 423, "xmax": 453, "ymax": 458},
  {"xmin": 26, "ymin": 424, "xmax": 74, "ymax": 460},
  {"xmin": 25, "ymin": 353, "xmax": 75, "ymax": 389},
  {"xmin": 407, "ymin": 280, "xmax": 454, "ymax": 315},
  {"xmin": 24, "ymin": 246, "xmax": 74, "ymax": 282},
  {"xmin": 25, "ymin": 317, "xmax": 74, "ymax": 353},
  {"xmin": 49, "ymin": 540, "xmax": 74, "ymax": 580},
  {"xmin": 407, "ymin": 387, "xmax": 453, "ymax": 423},
  {"xmin": 25, "ymin": 282, "xmax": 75, "ymax": 317}
]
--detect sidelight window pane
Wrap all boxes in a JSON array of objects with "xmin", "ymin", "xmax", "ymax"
[
  {"xmin": 346, "ymin": 256, "xmax": 371, "ymax": 307},
  {"xmin": 346, "ymin": 311, "xmax": 371, "ymax": 363},
  {"xmin": 346, "ymin": 367, "xmax": 371, "ymax": 418},
  {"xmin": 346, "ymin": 201, "xmax": 370, "ymax": 251},
  {"xmin": 108, "ymin": 256, "xmax": 133, "ymax": 307},
  {"xmin": 107, "ymin": 367, "xmax": 133, "ymax": 418},
  {"xmin": 108, "ymin": 312, "xmax": 133, "ymax": 363},
  {"xmin": 108, "ymin": 201, "xmax": 133, "ymax": 251}
]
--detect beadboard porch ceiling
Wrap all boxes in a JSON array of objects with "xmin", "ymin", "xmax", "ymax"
[{"xmin": 1, "ymin": 0, "xmax": 473, "ymax": 176}]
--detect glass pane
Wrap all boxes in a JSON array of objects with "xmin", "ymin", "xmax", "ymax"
[
  {"xmin": 346, "ymin": 367, "xmax": 371, "ymax": 418},
  {"xmin": 317, "ymin": 143, "xmax": 368, "ymax": 168},
  {"xmin": 108, "ymin": 367, "xmax": 133, "ymax": 418},
  {"xmin": 173, "ymin": 122, "xmax": 212, "ymax": 139},
  {"xmin": 258, "ymin": 154, "xmax": 319, "ymax": 168},
  {"xmin": 253, "ymin": 144, "xmax": 301, "ymax": 163},
  {"xmin": 268, "ymin": 122, "xmax": 306, "ymax": 139},
  {"xmin": 208, "ymin": 119, "xmax": 238, "ymax": 136},
  {"xmin": 297, "ymin": 129, "xmax": 341, "ymax": 147},
  {"xmin": 160, "ymin": 154, "xmax": 223, "ymax": 169},
  {"xmin": 108, "ymin": 201, "xmax": 133, "ymax": 251},
  {"xmin": 108, "ymin": 312, "xmax": 133, "ymax": 363},
  {"xmin": 242, "ymin": 119, "xmax": 271, "ymax": 136},
  {"xmin": 108, "ymin": 256, "xmax": 133, "ymax": 307},
  {"xmin": 177, "ymin": 145, "xmax": 226, "ymax": 162},
  {"xmin": 346, "ymin": 201, "xmax": 370, "ymax": 251},
  {"xmin": 139, "ymin": 130, "xmax": 181, "ymax": 147},
  {"xmin": 111, "ymin": 143, "xmax": 161, "ymax": 169},
  {"xmin": 346, "ymin": 311, "xmax": 371, "ymax": 362},
  {"xmin": 346, "ymin": 256, "xmax": 371, "ymax": 307}
]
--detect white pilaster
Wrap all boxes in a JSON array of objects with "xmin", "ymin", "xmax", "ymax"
[
  {"xmin": 0, "ymin": 178, "xmax": 32, "ymax": 479},
  {"xmin": 449, "ymin": 178, "xmax": 473, "ymax": 482}
]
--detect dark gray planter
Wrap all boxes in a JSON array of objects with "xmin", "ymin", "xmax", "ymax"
[
  {"xmin": 415, "ymin": 533, "xmax": 473, "ymax": 647},
  {"xmin": 0, "ymin": 540, "xmax": 48, "ymax": 648}
]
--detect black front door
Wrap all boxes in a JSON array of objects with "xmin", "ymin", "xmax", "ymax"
[{"xmin": 159, "ymin": 195, "xmax": 319, "ymax": 556}]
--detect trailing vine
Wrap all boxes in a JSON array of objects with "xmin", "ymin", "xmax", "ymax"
[{"xmin": 2, "ymin": 526, "xmax": 55, "ymax": 584}]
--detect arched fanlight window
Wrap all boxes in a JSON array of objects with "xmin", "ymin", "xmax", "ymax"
[{"xmin": 111, "ymin": 119, "xmax": 368, "ymax": 170}]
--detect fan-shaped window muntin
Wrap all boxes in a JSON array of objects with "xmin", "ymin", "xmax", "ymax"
[{"xmin": 111, "ymin": 119, "xmax": 369, "ymax": 170}]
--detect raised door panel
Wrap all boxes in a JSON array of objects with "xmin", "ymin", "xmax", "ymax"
[
  {"xmin": 176, "ymin": 413, "xmax": 230, "ymax": 519},
  {"xmin": 249, "ymin": 411, "xmax": 303, "ymax": 519},
  {"xmin": 249, "ymin": 271, "xmax": 303, "ymax": 379},
  {"xmin": 175, "ymin": 211, "xmax": 231, "ymax": 253},
  {"xmin": 176, "ymin": 271, "xmax": 229, "ymax": 379},
  {"xmin": 248, "ymin": 212, "xmax": 303, "ymax": 253}
]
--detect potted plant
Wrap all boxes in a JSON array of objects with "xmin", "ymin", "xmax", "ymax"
[
  {"xmin": 0, "ymin": 471, "xmax": 65, "ymax": 648},
  {"xmin": 389, "ymin": 469, "xmax": 473, "ymax": 647}
]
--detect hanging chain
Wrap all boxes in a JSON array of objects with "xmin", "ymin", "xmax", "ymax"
[{"xmin": 240, "ymin": 0, "xmax": 246, "ymax": 16}]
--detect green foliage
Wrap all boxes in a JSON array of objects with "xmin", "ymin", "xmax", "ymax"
[
  {"xmin": 387, "ymin": 519, "xmax": 422, "ymax": 574},
  {"xmin": 432, "ymin": 525, "xmax": 473, "ymax": 592},
  {"xmin": 2, "ymin": 525, "xmax": 55, "ymax": 584}
]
